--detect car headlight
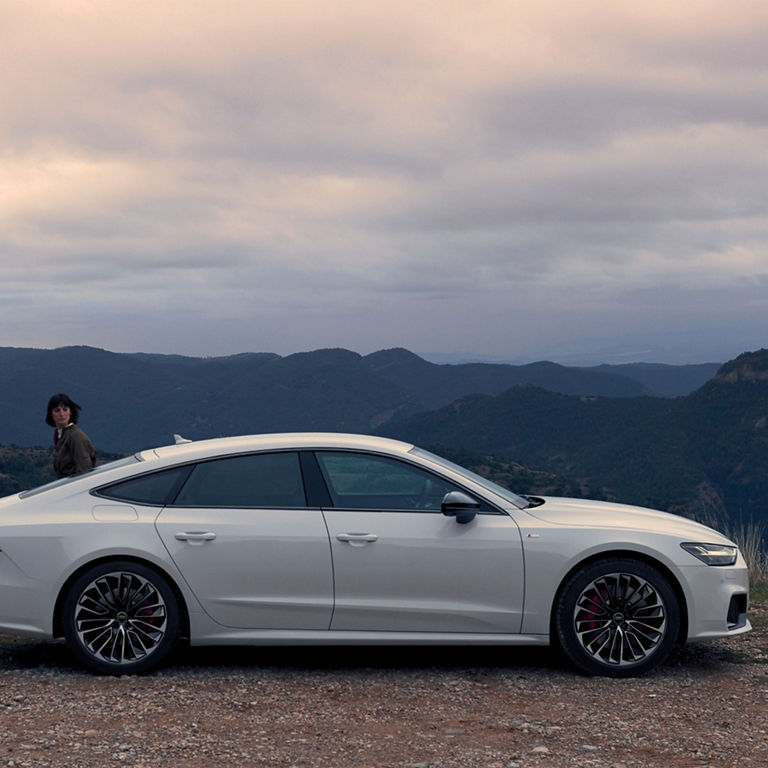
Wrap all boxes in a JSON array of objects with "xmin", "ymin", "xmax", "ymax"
[{"xmin": 680, "ymin": 542, "xmax": 738, "ymax": 566}]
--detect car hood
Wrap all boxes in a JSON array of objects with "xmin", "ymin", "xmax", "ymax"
[{"xmin": 525, "ymin": 496, "xmax": 733, "ymax": 543}]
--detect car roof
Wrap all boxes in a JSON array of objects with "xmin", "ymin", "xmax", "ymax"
[{"xmin": 146, "ymin": 432, "xmax": 416, "ymax": 462}]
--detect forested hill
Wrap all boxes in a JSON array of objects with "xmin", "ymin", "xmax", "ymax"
[
  {"xmin": 0, "ymin": 445, "xmax": 123, "ymax": 497},
  {"xmin": 0, "ymin": 345, "xmax": 715, "ymax": 453},
  {"xmin": 380, "ymin": 349, "xmax": 768, "ymax": 526}
]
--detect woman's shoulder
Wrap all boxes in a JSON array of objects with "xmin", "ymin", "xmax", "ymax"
[{"xmin": 68, "ymin": 424, "xmax": 92, "ymax": 441}]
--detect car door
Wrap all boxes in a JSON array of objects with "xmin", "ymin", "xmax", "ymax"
[
  {"xmin": 315, "ymin": 451, "xmax": 525, "ymax": 634},
  {"xmin": 154, "ymin": 451, "xmax": 334, "ymax": 630}
]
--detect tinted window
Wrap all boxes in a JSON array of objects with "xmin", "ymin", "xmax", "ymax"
[
  {"xmin": 174, "ymin": 452, "xmax": 306, "ymax": 508},
  {"xmin": 98, "ymin": 466, "xmax": 189, "ymax": 505},
  {"xmin": 315, "ymin": 451, "xmax": 464, "ymax": 511},
  {"xmin": 409, "ymin": 446, "xmax": 529, "ymax": 509}
]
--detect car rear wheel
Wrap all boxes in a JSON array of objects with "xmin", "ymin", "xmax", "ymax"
[
  {"xmin": 555, "ymin": 558, "xmax": 680, "ymax": 677},
  {"xmin": 62, "ymin": 561, "xmax": 180, "ymax": 675}
]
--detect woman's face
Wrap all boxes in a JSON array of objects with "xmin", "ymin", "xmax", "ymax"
[{"xmin": 51, "ymin": 404, "xmax": 71, "ymax": 429}]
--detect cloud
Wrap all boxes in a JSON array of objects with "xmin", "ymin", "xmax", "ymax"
[{"xmin": 2, "ymin": 1, "xmax": 768, "ymax": 361}]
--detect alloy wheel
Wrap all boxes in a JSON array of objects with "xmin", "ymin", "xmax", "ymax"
[
  {"xmin": 74, "ymin": 570, "xmax": 169, "ymax": 666},
  {"xmin": 573, "ymin": 571, "xmax": 667, "ymax": 667}
]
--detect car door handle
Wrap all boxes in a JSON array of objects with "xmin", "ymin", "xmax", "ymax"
[
  {"xmin": 336, "ymin": 533, "xmax": 378, "ymax": 545},
  {"xmin": 175, "ymin": 531, "xmax": 217, "ymax": 543}
]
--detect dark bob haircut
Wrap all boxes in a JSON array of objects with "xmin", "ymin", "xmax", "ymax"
[{"xmin": 45, "ymin": 393, "xmax": 82, "ymax": 427}]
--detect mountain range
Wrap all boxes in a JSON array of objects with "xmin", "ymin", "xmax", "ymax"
[
  {"xmin": 381, "ymin": 349, "xmax": 768, "ymax": 526},
  {"xmin": 0, "ymin": 345, "xmax": 717, "ymax": 453},
  {"xmin": 3, "ymin": 343, "xmax": 764, "ymax": 529}
]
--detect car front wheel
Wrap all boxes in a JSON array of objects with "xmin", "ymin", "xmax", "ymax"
[
  {"xmin": 555, "ymin": 558, "xmax": 680, "ymax": 677},
  {"xmin": 62, "ymin": 561, "xmax": 180, "ymax": 675}
]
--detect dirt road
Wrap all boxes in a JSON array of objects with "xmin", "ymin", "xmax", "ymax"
[{"xmin": 0, "ymin": 601, "xmax": 765, "ymax": 768}]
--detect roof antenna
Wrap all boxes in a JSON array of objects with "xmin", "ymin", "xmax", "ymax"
[{"xmin": 173, "ymin": 434, "xmax": 192, "ymax": 444}]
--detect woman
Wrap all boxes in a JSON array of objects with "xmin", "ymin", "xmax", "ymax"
[{"xmin": 45, "ymin": 393, "xmax": 96, "ymax": 478}]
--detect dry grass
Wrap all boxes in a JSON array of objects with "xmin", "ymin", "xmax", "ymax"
[
  {"xmin": 729, "ymin": 521, "xmax": 768, "ymax": 586},
  {"xmin": 698, "ymin": 515, "xmax": 768, "ymax": 586}
]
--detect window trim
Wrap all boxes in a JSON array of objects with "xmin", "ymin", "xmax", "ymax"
[{"xmin": 91, "ymin": 447, "xmax": 506, "ymax": 514}]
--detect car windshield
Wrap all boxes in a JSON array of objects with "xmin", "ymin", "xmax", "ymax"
[
  {"xmin": 409, "ymin": 447, "xmax": 529, "ymax": 509},
  {"xmin": 18, "ymin": 455, "xmax": 142, "ymax": 499}
]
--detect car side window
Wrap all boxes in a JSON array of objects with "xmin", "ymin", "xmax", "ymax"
[
  {"xmin": 173, "ymin": 451, "xmax": 307, "ymax": 508},
  {"xmin": 97, "ymin": 466, "xmax": 191, "ymax": 506},
  {"xmin": 315, "ymin": 451, "xmax": 464, "ymax": 511}
]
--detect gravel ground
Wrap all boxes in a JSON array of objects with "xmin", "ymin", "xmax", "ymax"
[{"xmin": 0, "ymin": 600, "xmax": 765, "ymax": 768}]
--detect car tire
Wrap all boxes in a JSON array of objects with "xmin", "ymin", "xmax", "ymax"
[
  {"xmin": 555, "ymin": 558, "xmax": 680, "ymax": 677},
  {"xmin": 62, "ymin": 560, "xmax": 181, "ymax": 675}
]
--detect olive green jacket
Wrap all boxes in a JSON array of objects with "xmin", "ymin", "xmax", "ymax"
[{"xmin": 53, "ymin": 424, "xmax": 95, "ymax": 478}]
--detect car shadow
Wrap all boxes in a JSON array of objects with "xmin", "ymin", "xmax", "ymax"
[
  {"xmin": 0, "ymin": 635, "xmax": 81, "ymax": 673},
  {"xmin": 0, "ymin": 634, "xmax": 746, "ymax": 677},
  {"xmin": 0, "ymin": 634, "xmax": 563, "ymax": 675},
  {"xmin": 172, "ymin": 642, "xmax": 563, "ymax": 674}
]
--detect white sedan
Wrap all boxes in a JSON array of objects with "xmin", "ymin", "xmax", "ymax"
[{"xmin": 0, "ymin": 433, "xmax": 750, "ymax": 676}]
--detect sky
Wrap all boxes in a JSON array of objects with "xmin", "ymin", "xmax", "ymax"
[{"xmin": 2, "ymin": 0, "xmax": 768, "ymax": 365}]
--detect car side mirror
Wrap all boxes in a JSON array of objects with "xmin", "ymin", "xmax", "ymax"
[{"xmin": 441, "ymin": 491, "xmax": 479, "ymax": 524}]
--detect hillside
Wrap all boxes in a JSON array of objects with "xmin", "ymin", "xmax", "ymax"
[
  {"xmin": 0, "ymin": 445, "xmax": 123, "ymax": 497},
  {"xmin": 0, "ymin": 345, "xmax": 705, "ymax": 454},
  {"xmin": 0, "ymin": 347, "xmax": 413, "ymax": 452},
  {"xmin": 381, "ymin": 349, "xmax": 768, "ymax": 526},
  {"xmin": 364, "ymin": 348, "xmax": 650, "ymax": 408},
  {"xmin": 0, "ymin": 445, "xmax": 56, "ymax": 496},
  {"xmin": 580, "ymin": 362, "xmax": 720, "ymax": 397}
]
